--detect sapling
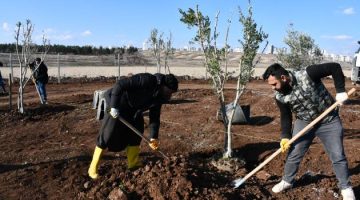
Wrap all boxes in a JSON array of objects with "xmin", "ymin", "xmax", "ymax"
[{"xmin": 180, "ymin": 1, "xmax": 268, "ymax": 158}]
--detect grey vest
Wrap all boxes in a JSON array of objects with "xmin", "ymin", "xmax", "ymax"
[{"xmin": 275, "ymin": 70, "xmax": 337, "ymax": 122}]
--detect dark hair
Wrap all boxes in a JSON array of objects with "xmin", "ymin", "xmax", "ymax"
[
  {"xmin": 262, "ymin": 63, "xmax": 289, "ymax": 80},
  {"xmin": 35, "ymin": 57, "xmax": 41, "ymax": 62},
  {"xmin": 164, "ymin": 74, "xmax": 178, "ymax": 91}
]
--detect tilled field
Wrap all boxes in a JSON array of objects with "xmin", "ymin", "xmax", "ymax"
[{"xmin": 0, "ymin": 78, "xmax": 359, "ymax": 199}]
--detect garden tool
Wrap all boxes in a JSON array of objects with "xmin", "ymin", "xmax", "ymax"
[
  {"xmin": 233, "ymin": 88, "xmax": 356, "ymax": 188},
  {"xmin": 117, "ymin": 115, "xmax": 169, "ymax": 160}
]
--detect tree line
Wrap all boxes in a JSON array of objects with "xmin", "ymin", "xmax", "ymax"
[{"xmin": 0, "ymin": 43, "xmax": 138, "ymax": 55}]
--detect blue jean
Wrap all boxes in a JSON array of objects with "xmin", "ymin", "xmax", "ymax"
[
  {"xmin": 282, "ymin": 116, "xmax": 351, "ymax": 189},
  {"xmin": 36, "ymin": 81, "xmax": 47, "ymax": 101},
  {"xmin": 0, "ymin": 73, "xmax": 5, "ymax": 91}
]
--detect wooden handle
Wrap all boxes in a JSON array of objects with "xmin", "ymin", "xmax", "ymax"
[
  {"xmin": 288, "ymin": 87, "xmax": 356, "ymax": 145},
  {"xmin": 117, "ymin": 116, "xmax": 169, "ymax": 160},
  {"xmin": 234, "ymin": 88, "xmax": 356, "ymax": 185}
]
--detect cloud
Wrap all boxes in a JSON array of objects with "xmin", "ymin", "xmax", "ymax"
[
  {"xmin": 343, "ymin": 7, "xmax": 355, "ymax": 15},
  {"xmin": 34, "ymin": 28, "xmax": 73, "ymax": 41},
  {"xmin": 321, "ymin": 35, "xmax": 352, "ymax": 40},
  {"xmin": 2, "ymin": 22, "xmax": 9, "ymax": 32},
  {"xmin": 53, "ymin": 34, "xmax": 73, "ymax": 41},
  {"xmin": 39, "ymin": 33, "xmax": 73, "ymax": 42},
  {"xmin": 81, "ymin": 30, "xmax": 92, "ymax": 36},
  {"xmin": 43, "ymin": 28, "xmax": 55, "ymax": 34}
]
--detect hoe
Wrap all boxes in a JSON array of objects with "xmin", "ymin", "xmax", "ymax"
[
  {"xmin": 233, "ymin": 88, "xmax": 356, "ymax": 188},
  {"xmin": 117, "ymin": 116, "xmax": 170, "ymax": 160}
]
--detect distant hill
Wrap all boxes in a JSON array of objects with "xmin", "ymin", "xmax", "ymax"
[{"xmin": 0, "ymin": 50, "xmax": 352, "ymax": 69}]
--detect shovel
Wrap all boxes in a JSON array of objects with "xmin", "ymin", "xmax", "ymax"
[
  {"xmin": 117, "ymin": 115, "xmax": 170, "ymax": 160},
  {"xmin": 233, "ymin": 88, "xmax": 356, "ymax": 188}
]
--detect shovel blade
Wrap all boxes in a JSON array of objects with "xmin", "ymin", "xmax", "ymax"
[{"xmin": 233, "ymin": 178, "xmax": 245, "ymax": 188}]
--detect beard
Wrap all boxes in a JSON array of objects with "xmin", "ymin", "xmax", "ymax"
[{"xmin": 277, "ymin": 82, "xmax": 292, "ymax": 95}]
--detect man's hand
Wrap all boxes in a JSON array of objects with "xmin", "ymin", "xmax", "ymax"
[
  {"xmin": 280, "ymin": 138, "xmax": 290, "ymax": 153},
  {"xmin": 336, "ymin": 92, "xmax": 348, "ymax": 105},
  {"xmin": 149, "ymin": 138, "xmax": 159, "ymax": 150},
  {"xmin": 109, "ymin": 108, "xmax": 119, "ymax": 119}
]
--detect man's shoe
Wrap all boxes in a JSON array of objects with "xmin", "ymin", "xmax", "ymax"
[
  {"xmin": 272, "ymin": 180, "xmax": 292, "ymax": 193},
  {"xmin": 341, "ymin": 187, "xmax": 356, "ymax": 200}
]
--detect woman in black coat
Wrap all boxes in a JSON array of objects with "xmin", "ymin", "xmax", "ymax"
[{"xmin": 88, "ymin": 73, "xmax": 178, "ymax": 179}]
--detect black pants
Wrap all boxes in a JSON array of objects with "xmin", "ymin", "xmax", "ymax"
[{"xmin": 97, "ymin": 111, "xmax": 144, "ymax": 152}]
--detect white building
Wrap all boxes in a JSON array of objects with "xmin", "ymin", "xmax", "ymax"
[
  {"xmin": 233, "ymin": 47, "xmax": 242, "ymax": 53},
  {"xmin": 142, "ymin": 40, "xmax": 150, "ymax": 51}
]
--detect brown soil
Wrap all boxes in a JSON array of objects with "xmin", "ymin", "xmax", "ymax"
[{"xmin": 0, "ymin": 78, "xmax": 359, "ymax": 200}]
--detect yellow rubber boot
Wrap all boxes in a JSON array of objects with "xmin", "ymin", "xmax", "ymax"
[
  {"xmin": 88, "ymin": 146, "xmax": 103, "ymax": 179},
  {"xmin": 126, "ymin": 146, "xmax": 142, "ymax": 170}
]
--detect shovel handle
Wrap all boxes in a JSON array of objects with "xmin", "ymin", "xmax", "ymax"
[
  {"xmin": 117, "ymin": 116, "xmax": 170, "ymax": 160},
  {"xmin": 234, "ymin": 88, "xmax": 356, "ymax": 186},
  {"xmin": 287, "ymin": 88, "xmax": 356, "ymax": 145}
]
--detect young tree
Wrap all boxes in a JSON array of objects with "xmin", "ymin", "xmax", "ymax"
[
  {"xmin": 179, "ymin": 1, "xmax": 268, "ymax": 158},
  {"xmin": 148, "ymin": 28, "xmax": 173, "ymax": 74},
  {"xmin": 277, "ymin": 24, "xmax": 323, "ymax": 70},
  {"xmin": 14, "ymin": 20, "xmax": 50, "ymax": 113},
  {"xmin": 163, "ymin": 32, "xmax": 174, "ymax": 74}
]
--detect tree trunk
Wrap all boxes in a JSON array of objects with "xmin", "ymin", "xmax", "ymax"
[{"xmin": 18, "ymin": 64, "xmax": 24, "ymax": 113}]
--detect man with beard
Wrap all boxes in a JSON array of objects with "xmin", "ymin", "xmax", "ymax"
[
  {"xmin": 262, "ymin": 63, "xmax": 355, "ymax": 200},
  {"xmin": 88, "ymin": 73, "xmax": 178, "ymax": 179}
]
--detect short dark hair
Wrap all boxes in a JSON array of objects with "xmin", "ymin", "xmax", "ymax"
[
  {"xmin": 262, "ymin": 63, "xmax": 289, "ymax": 80},
  {"xmin": 164, "ymin": 74, "xmax": 178, "ymax": 91},
  {"xmin": 35, "ymin": 57, "xmax": 41, "ymax": 62}
]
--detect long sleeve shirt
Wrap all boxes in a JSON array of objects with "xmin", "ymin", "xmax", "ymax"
[{"xmin": 276, "ymin": 62, "xmax": 345, "ymax": 138}]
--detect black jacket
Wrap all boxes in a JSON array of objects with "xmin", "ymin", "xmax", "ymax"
[
  {"xmin": 105, "ymin": 73, "xmax": 166, "ymax": 139},
  {"xmin": 29, "ymin": 61, "xmax": 48, "ymax": 84},
  {"xmin": 276, "ymin": 62, "xmax": 345, "ymax": 138}
]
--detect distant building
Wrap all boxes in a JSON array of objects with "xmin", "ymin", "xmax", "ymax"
[
  {"xmin": 189, "ymin": 47, "xmax": 197, "ymax": 51},
  {"xmin": 233, "ymin": 47, "xmax": 242, "ymax": 53},
  {"xmin": 142, "ymin": 41, "xmax": 148, "ymax": 51},
  {"xmin": 344, "ymin": 56, "xmax": 352, "ymax": 62}
]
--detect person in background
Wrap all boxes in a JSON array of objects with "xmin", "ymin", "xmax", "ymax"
[
  {"xmin": 29, "ymin": 57, "xmax": 49, "ymax": 104},
  {"xmin": 0, "ymin": 62, "xmax": 6, "ymax": 93},
  {"xmin": 88, "ymin": 73, "xmax": 178, "ymax": 179},
  {"xmin": 262, "ymin": 63, "xmax": 355, "ymax": 200}
]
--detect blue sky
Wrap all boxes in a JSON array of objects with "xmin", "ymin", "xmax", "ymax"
[{"xmin": 0, "ymin": 0, "xmax": 359, "ymax": 56}]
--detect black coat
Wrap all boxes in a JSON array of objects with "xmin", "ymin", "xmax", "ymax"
[
  {"xmin": 29, "ymin": 61, "xmax": 48, "ymax": 84},
  {"xmin": 97, "ymin": 73, "xmax": 165, "ymax": 151}
]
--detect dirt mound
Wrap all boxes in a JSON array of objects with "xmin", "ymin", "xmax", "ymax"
[{"xmin": 0, "ymin": 79, "xmax": 359, "ymax": 199}]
